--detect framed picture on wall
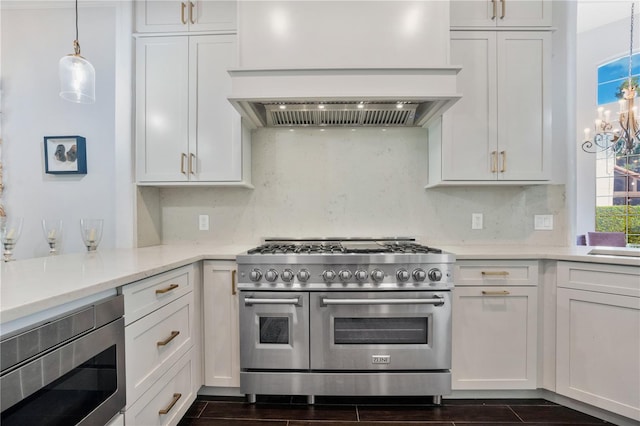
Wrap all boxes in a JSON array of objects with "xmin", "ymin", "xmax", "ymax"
[{"xmin": 44, "ymin": 136, "xmax": 87, "ymax": 174}]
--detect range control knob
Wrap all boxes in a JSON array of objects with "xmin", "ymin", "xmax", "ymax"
[
  {"xmin": 322, "ymin": 270, "xmax": 337, "ymax": 282},
  {"xmin": 265, "ymin": 269, "xmax": 279, "ymax": 282},
  {"xmin": 413, "ymin": 268, "xmax": 427, "ymax": 282},
  {"xmin": 338, "ymin": 270, "xmax": 352, "ymax": 282},
  {"xmin": 297, "ymin": 269, "xmax": 311, "ymax": 283},
  {"xmin": 249, "ymin": 269, "xmax": 262, "ymax": 282},
  {"xmin": 428, "ymin": 268, "xmax": 443, "ymax": 282},
  {"xmin": 281, "ymin": 269, "xmax": 295, "ymax": 283},
  {"xmin": 354, "ymin": 269, "xmax": 368, "ymax": 282},
  {"xmin": 396, "ymin": 269, "xmax": 410, "ymax": 282},
  {"xmin": 371, "ymin": 269, "xmax": 385, "ymax": 282}
]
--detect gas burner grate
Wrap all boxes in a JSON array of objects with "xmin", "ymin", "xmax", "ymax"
[{"xmin": 246, "ymin": 241, "xmax": 442, "ymax": 255}]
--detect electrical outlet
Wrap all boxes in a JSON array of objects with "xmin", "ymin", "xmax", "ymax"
[
  {"xmin": 198, "ymin": 215, "xmax": 209, "ymax": 231},
  {"xmin": 472, "ymin": 213, "xmax": 483, "ymax": 230},
  {"xmin": 534, "ymin": 214, "xmax": 553, "ymax": 230}
]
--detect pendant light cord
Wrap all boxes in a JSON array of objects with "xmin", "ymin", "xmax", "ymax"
[{"xmin": 73, "ymin": 0, "xmax": 81, "ymax": 55}]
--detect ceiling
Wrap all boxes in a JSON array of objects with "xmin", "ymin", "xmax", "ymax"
[{"xmin": 577, "ymin": 1, "xmax": 635, "ymax": 33}]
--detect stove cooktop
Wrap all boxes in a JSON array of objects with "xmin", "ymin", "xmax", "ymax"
[{"xmin": 245, "ymin": 239, "xmax": 443, "ymax": 255}]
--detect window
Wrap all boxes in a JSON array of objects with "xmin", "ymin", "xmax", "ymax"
[{"xmin": 595, "ymin": 57, "xmax": 640, "ymax": 246}]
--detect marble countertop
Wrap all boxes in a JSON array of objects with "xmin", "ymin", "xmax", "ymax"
[{"xmin": 1, "ymin": 243, "xmax": 638, "ymax": 327}]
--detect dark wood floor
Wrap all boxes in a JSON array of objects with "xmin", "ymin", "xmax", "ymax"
[{"xmin": 178, "ymin": 396, "xmax": 612, "ymax": 425}]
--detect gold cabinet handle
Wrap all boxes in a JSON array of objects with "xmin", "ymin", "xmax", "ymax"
[
  {"xmin": 181, "ymin": 153, "xmax": 187, "ymax": 174},
  {"xmin": 500, "ymin": 0, "xmax": 506, "ymax": 19},
  {"xmin": 155, "ymin": 283, "xmax": 179, "ymax": 295},
  {"xmin": 500, "ymin": 151, "xmax": 506, "ymax": 173},
  {"xmin": 189, "ymin": 2, "xmax": 196, "ymax": 24},
  {"xmin": 232, "ymin": 269, "xmax": 237, "ymax": 295},
  {"xmin": 157, "ymin": 330, "xmax": 180, "ymax": 347},
  {"xmin": 481, "ymin": 271, "xmax": 510, "ymax": 276},
  {"xmin": 159, "ymin": 393, "xmax": 182, "ymax": 415},
  {"xmin": 490, "ymin": 151, "xmax": 498, "ymax": 173},
  {"xmin": 491, "ymin": 0, "xmax": 497, "ymax": 19},
  {"xmin": 180, "ymin": 2, "xmax": 187, "ymax": 24},
  {"xmin": 189, "ymin": 153, "xmax": 196, "ymax": 175},
  {"xmin": 482, "ymin": 290, "xmax": 511, "ymax": 296}
]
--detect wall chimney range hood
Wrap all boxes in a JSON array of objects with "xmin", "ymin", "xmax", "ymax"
[{"xmin": 228, "ymin": 67, "xmax": 462, "ymax": 129}]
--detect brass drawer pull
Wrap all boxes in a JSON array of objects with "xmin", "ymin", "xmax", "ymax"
[
  {"xmin": 482, "ymin": 290, "xmax": 511, "ymax": 296},
  {"xmin": 500, "ymin": 0, "xmax": 506, "ymax": 19},
  {"xmin": 157, "ymin": 330, "xmax": 180, "ymax": 347},
  {"xmin": 500, "ymin": 150, "xmax": 506, "ymax": 172},
  {"xmin": 180, "ymin": 2, "xmax": 187, "ymax": 24},
  {"xmin": 481, "ymin": 271, "xmax": 509, "ymax": 276},
  {"xmin": 491, "ymin": 0, "xmax": 497, "ymax": 19},
  {"xmin": 180, "ymin": 153, "xmax": 187, "ymax": 174},
  {"xmin": 189, "ymin": 2, "xmax": 196, "ymax": 24},
  {"xmin": 155, "ymin": 283, "xmax": 179, "ymax": 295},
  {"xmin": 490, "ymin": 151, "xmax": 497, "ymax": 173},
  {"xmin": 232, "ymin": 270, "xmax": 237, "ymax": 295},
  {"xmin": 189, "ymin": 153, "xmax": 196, "ymax": 174},
  {"xmin": 159, "ymin": 393, "xmax": 182, "ymax": 415}
]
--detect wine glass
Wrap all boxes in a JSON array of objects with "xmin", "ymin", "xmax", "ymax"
[
  {"xmin": 80, "ymin": 219, "xmax": 103, "ymax": 252},
  {"xmin": 42, "ymin": 219, "xmax": 63, "ymax": 255},
  {"xmin": 1, "ymin": 217, "xmax": 23, "ymax": 262}
]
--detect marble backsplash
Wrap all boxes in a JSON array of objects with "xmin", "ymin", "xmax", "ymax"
[{"xmin": 139, "ymin": 127, "xmax": 567, "ymax": 247}]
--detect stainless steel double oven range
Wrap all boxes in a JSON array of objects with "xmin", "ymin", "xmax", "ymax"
[{"xmin": 236, "ymin": 238, "xmax": 455, "ymax": 404}]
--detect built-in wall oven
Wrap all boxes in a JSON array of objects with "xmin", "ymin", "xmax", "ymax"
[
  {"xmin": 0, "ymin": 295, "xmax": 126, "ymax": 426},
  {"xmin": 237, "ymin": 238, "xmax": 455, "ymax": 404}
]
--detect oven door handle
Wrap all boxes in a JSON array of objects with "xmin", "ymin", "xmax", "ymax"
[
  {"xmin": 321, "ymin": 296, "xmax": 445, "ymax": 306},
  {"xmin": 244, "ymin": 297, "xmax": 301, "ymax": 306}
]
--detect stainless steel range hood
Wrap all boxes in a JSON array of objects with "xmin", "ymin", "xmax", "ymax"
[{"xmin": 228, "ymin": 67, "xmax": 462, "ymax": 129}]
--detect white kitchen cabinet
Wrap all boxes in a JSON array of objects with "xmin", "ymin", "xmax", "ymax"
[
  {"xmin": 556, "ymin": 262, "xmax": 640, "ymax": 422},
  {"xmin": 450, "ymin": 0, "xmax": 551, "ymax": 28},
  {"xmin": 428, "ymin": 31, "xmax": 551, "ymax": 186},
  {"xmin": 202, "ymin": 260, "xmax": 240, "ymax": 388},
  {"xmin": 136, "ymin": 34, "xmax": 251, "ymax": 186},
  {"xmin": 452, "ymin": 260, "xmax": 538, "ymax": 390},
  {"xmin": 135, "ymin": 0, "xmax": 236, "ymax": 33},
  {"xmin": 121, "ymin": 263, "xmax": 202, "ymax": 426}
]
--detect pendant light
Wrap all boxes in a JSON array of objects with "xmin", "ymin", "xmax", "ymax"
[{"xmin": 59, "ymin": 0, "xmax": 95, "ymax": 104}]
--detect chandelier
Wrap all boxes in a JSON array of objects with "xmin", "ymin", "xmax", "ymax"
[{"xmin": 583, "ymin": 3, "xmax": 640, "ymax": 156}]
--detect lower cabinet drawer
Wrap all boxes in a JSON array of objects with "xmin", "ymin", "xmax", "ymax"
[
  {"xmin": 125, "ymin": 348, "xmax": 196, "ymax": 426},
  {"xmin": 455, "ymin": 260, "xmax": 539, "ymax": 286},
  {"xmin": 125, "ymin": 292, "xmax": 194, "ymax": 406}
]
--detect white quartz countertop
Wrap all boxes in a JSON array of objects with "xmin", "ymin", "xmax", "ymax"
[{"xmin": 1, "ymin": 243, "xmax": 638, "ymax": 326}]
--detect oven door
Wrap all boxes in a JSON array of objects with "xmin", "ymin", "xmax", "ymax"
[
  {"xmin": 240, "ymin": 291, "xmax": 310, "ymax": 370},
  {"xmin": 310, "ymin": 291, "xmax": 451, "ymax": 371}
]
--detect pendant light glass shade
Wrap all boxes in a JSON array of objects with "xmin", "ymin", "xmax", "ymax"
[
  {"xmin": 59, "ymin": 0, "xmax": 95, "ymax": 104},
  {"xmin": 59, "ymin": 53, "xmax": 95, "ymax": 104}
]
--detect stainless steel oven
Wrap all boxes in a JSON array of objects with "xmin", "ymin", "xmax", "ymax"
[
  {"xmin": 237, "ymin": 238, "xmax": 455, "ymax": 404},
  {"xmin": 0, "ymin": 295, "xmax": 125, "ymax": 426},
  {"xmin": 310, "ymin": 291, "xmax": 451, "ymax": 371},
  {"xmin": 240, "ymin": 291, "xmax": 309, "ymax": 370}
]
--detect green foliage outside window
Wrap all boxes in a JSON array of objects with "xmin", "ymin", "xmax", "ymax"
[{"xmin": 595, "ymin": 205, "xmax": 640, "ymax": 244}]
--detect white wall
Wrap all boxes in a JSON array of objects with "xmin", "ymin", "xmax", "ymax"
[
  {"xmin": 1, "ymin": 1, "xmax": 133, "ymax": 259},
  {"xmin": 154, "ymin": 128, "xmax": 567, "ymax": 247}
]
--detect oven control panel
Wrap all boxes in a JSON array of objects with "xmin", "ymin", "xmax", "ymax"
[{"xmin": 237, "ymin": 263, "xmax": 454, "ymax": 291}]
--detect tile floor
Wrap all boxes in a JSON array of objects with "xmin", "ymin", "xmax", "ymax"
[{"xmin": 178, "ymin": 396, "xmax": 612, "ymax": 425}]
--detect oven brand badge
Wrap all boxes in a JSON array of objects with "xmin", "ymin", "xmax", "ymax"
[{"xmin": 372, "ymin": 355, "xmax": 390, "ymax": 364}]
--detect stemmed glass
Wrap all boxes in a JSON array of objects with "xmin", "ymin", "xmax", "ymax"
[
  {"xmin": 42, "ymin": 219, "xmax": 63, "ymax": 255},
  {"xmin": 1, "ymin": 217, "xmax": 23, "ymax": 262},
  {"xmin": 80, "ymin": 219, "xmax": 103, "ymax": 252}
]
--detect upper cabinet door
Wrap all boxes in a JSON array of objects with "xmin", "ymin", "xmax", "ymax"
[
  {"xmin": 497, "ymin": 32, "xmax": 551, "ymax": 181},
  {"xmin": 136, "ymin": 37, "xmax": 190, "ymax": 182},
  {"xmin": 136, "ymin": 0, "xmax": 237, "ymax": 33},
  {"xmin": 442, "ymin": 32, "xmax": 498, "ymax": 181},
  {"xmin": 451, "ymin": 0, "xmax": 551, "ymax": 28},
  {"xmin": 189, "ymin": 35, "xmax": 242, "ymax": 182}
]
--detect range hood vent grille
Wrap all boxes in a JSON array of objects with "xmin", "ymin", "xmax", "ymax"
[{"xmin": 265, "ymin": 103, "xmax": 418, "ymax": 127}]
